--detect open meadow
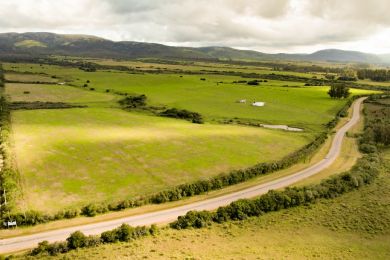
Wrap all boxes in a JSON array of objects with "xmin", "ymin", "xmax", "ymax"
[{"xmin": 2, "ymin": 61, "xmax": 378, "ymax": 214}]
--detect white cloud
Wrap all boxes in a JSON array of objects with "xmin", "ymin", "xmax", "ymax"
[{"xmin": 0, "ymin": 0, "xmax": 388, "ymax": 53}]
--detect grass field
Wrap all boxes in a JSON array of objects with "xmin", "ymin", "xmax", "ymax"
[
  {"xmin": 12, "ymin": 108, "xmax": 308, "ymax": 212},
  {"xmin": 5, "ymin": 83, "xmax": 117, "ymax": 105},
  {"xmin": 4, "ymin": 63, "xmax": 376, "ymax": 132},
  {"xmin": 6, "ymin": 81, "xmax": 311, "ymax": 212},
  {"xmin": 4, "ymin": 73, "xmax": 58, "ymax": 83},
  {"xmin": 31, "ymin": 149, "xmax": 390, "ymax": 259},
  {"xmin": 3, "ymin": 62, "xmax": 377, "ymax": 213}
]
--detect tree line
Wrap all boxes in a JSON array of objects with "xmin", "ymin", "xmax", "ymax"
[
  {"xmin": 28, "ymin": 224, "xmax": 158, "ymax": 257},
  {"xmin": 357, "ymin": 69, "xmax": 390, "ymax": 82}
]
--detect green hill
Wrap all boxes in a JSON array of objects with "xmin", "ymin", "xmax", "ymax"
[{"xmin": 0, "ymin": 32, "xmax": 387, "ymax": 63}]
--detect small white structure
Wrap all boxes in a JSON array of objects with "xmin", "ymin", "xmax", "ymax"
[
  {"xmin": 252, "ymin": 101, "xmax": 265, "ymax": 107},
  {"xmin": 237, "ymin": 99, "xmax": 247, "ymax": 103},
  {"xmin": 57, "ymin": 82, "xmax": 66, "ymax": 85}
]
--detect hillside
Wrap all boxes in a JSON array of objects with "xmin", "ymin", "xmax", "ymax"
[{"xmin": 0, "ymin": 32, "xmax": 388, "ymax": 64}]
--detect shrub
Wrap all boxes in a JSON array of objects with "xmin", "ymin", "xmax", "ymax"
[
  {"xmin": 119, "ymin": 94, "xmax": 147, "ymax": 108},
  {"xmin": 100, "ymin": 230, "xmax": 118, "ymax": 243},
  {"xmin": 66, "ymin": 231, "xmax": 87, "ymax": 249},
  {"xmin": 359, "ymin": 143, "xmax": 377, "ymax": 154},
  {"xmin": 170, "ymin": 210, "xmax": 213, "ymax": 229},
  {"xmin": 247, "ymin": 80, "xmax": 259, "ymax": 85},
  {"xmin": 159, "ymin": 108, "xmax": 203, "ymax": 124}
]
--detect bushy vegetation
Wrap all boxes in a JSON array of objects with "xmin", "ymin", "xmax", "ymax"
[
  {"xmin": 28, "ymin": 224, "xmax": 157, "ymax": 257},
  {"xmin": 361, "ymin": 95, "xmax": 390, "ymax": 146},
  {"xmin": 9, "ymin": 101, "xmax": 86, "ymax": 110},
  {"xmin": 0, "ymin": 65, "xmax": 20, "ymax": 225},
  {"xmin": 328, "ymin": 84, "xmax": 350, "ymax": 99},
  {"xmin": 159, "ymin": 108, "xmax": 204, "ymax": 124},
  {"xmin": 357, "ymin": 69, "xmax": 390, "ymax": 82},
  {"xmin": 118, "ymin": 94, "xmax": 147, "ymax": 108}
]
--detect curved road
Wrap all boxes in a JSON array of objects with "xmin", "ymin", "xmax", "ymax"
[{"xmin": 0, "ymin": 97, "xmax": 366, "ymax": 254}]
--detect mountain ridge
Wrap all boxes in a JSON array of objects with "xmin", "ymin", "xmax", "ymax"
[{"xmin": 0, "ymin": 32, "xmax": 389, "ymax": 64}]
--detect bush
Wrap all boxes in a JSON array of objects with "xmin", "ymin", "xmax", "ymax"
[
  {"xmin": 81, "ymin": 203, "xmax": 108, "ymax": 217},
  {"xmin": 359, "ymin": 143, "xmax": 377, "ymax": 154},
  {"xmin": 100, "ymin": 230, "xmax": 118, "ymax": 243},
  {"xmin": 170, "ymin": 210, "xmax": 213, "ymax": 229},
  {"xmin": 119, "ymin": 94, "xmax": 147, "ymax": 108},
  {"xmin": 247, "ymin": 80, "xmax": 259, "ymax": 85},
  {"xmin": 67, "ymin": 231, "xmax": 87, "ymax": 249},
  {"xmin": 159, "ymin": 108, "xmax": 203, "ymax": 124}
]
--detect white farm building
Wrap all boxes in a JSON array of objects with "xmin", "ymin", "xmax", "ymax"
[{"xmin": 252, "ymin": 102, "xmax": 265, "ymax": 107}]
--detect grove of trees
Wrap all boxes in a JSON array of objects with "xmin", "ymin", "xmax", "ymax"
[{"xmin": 328, "ymin": 84, "xmax": 350, "ymax": 99}]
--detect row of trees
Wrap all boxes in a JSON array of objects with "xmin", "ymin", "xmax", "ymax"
[
  {"xmin": 357, "ymin": 69, "xmax": 390, "ymax": 82},
  {"xmin": 30, "ymin": 224, "xmax": 158, "ymax": 257}
]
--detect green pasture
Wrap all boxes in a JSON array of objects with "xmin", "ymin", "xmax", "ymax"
[
  {"xmin": 5, "ymin": 83, "xmax": 117, "ymax": 105},
  {"xmin": 2, "ymin": 63, "xmax": 377, "ymax": 212},
  {"xmin": 11, "ymin": 107, "xmax": 309, "ymax": 212},
  {"xmin": 4, "ymin": 63, "xmax": 376, "ymax": 132}
]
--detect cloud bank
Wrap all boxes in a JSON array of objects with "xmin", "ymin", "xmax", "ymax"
[{"xmin": 0, "ymin": 0, "xmax": 389, "ymax": 53}]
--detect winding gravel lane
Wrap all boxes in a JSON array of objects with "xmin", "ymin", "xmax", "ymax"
[{"xmin": 0, "ymin": 97, "xmax": 366, "ymax": 254}]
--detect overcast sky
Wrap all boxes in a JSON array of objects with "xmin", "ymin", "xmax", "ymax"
[{"xmin": 0, "ymin": 0, "xmax": 389, "ymax": 54}]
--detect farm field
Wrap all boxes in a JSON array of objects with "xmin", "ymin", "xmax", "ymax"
[
  {"xmin": 2, "ymin": 62, "xmax": 378, "ymax": 214},
  {"xmin": 5, "ymin": 83, "xmax": 117, "ymax": 105},
  {"xmin": 36, "ymin": 149, "xmax": 390, "ymax": 259},
  {"xmin": 4, "ymin": 63, "xmax": 375, "ymax": 131},
  {"xmin": 11, "ymin": 106, "xmax": 309, "ymax": 212}
]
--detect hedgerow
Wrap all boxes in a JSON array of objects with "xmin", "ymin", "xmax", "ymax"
[{"xmin": 28, "ymin": 224, "xmax": 158, "ymax": 257}]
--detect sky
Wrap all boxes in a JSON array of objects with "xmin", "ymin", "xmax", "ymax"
[{"xmin": 0, "ymin": 0, "xmax": 389, "ymax": 54}]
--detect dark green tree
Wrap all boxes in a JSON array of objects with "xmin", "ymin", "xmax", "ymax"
[{"xmin": 328, "ymin": 84, "xmax": 350, "ymax": 99}]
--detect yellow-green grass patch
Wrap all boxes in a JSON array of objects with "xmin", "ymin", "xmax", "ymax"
[
  {"xmin": 5, "ymin": 83, "xmax": 117, "ymax": 105},
  {"xmin": 4, "ymin": 73, "xmax": 58, "ymax": 83},
  {"xmin": 11, "ymin": 107, "xmax": 310, "ymax": 212}
]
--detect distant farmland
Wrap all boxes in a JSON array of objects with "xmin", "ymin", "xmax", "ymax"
[{"xmin": 3, "ymin": 62, "xmax": 376, "ymax": 213}]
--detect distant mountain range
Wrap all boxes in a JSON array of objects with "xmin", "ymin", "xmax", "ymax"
[{"xmin": 0, "ymin": 32, "xmax": 389, "ymax": 64}]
